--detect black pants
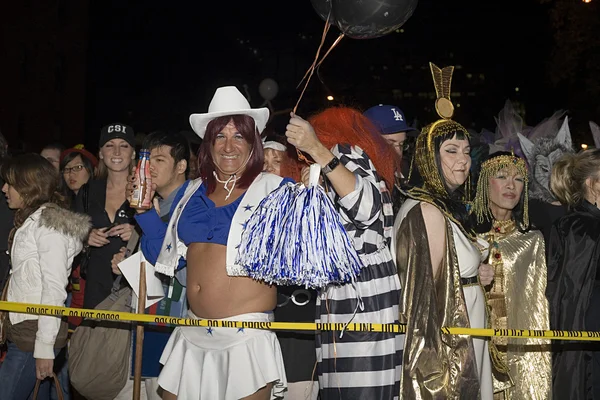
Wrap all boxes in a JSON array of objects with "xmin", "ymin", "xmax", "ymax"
[{"xmin": 587, "ymin": 283, "xmax": 600, "ymax": 399}]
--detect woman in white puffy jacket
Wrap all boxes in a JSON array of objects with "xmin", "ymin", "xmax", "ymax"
[{"xmin": 0, "ymin": 154, "xmax": 90, "ymax": 399}]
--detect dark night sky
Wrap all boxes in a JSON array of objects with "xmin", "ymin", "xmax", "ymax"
[{"xmin": 83, "ymin": 0, "xmax": 560, "ymax": 147}]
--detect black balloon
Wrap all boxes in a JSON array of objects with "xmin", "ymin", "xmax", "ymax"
[
  {"xmin": 310, "ymin": 0, "xmax": 418, "ymax": 39},
  {"xmin": 311, "ymin": 0, "xmax": 333, "ymax": 27}
]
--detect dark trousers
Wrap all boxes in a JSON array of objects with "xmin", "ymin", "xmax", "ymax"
[
  {"xmin": 587, "ymin": 284, "xmax": 600, "ymax": 399},
  {"xmin": 0, "ymin": 342, "xmax": 70, "ymax": 400}
]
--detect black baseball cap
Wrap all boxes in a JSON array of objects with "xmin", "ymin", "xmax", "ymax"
[{"xmin": 99, "ymin": 123, "xmax": 135, "ymax": 147}]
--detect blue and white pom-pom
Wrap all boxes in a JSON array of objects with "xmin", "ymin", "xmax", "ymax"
[{"xmin": 236, "ymin": 163, "xmax": 364, "ymax": 289}]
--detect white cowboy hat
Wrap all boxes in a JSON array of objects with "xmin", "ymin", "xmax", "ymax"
[{"xmin": 189, "ymin": 86, "xmax": 270, "ymax": 139}]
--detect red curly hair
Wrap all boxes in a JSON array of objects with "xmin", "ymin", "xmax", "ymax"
[
  {"xmin": 279, "ymin": 146, "xmax": 303, "ymax": 182},
  {"xmin": 304, "ymin": 106, "xmax": 397, "ymax": 191}
]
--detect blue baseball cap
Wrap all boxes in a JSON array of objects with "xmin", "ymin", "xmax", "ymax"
[{"xmin": 364, "ymin": 104, "xmax": 417, "ymax": 136}]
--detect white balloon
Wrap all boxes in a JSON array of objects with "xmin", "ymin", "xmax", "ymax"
[{"xmin": 259, "ymin": 78, "xmax": 278, "ymax": 101}]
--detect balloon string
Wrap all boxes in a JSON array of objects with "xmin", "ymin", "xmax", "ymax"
[
  {"xmin": 293, "ymin": 16, "xmax": 344, "ymax": 165},
  {"xmin": 293, "ymin": 16, "xmax": 330, "ymax": 164},
  {"xmin": 296, "ymin": 149, "xmax": 315, "ymax": 165},
  {"xmin": 314, "ymin": 33, "xmax": 344, "ymax": 72},
  {"xmin": 295, "ymin": 15, "xmax": 332, "ymax": 96}
]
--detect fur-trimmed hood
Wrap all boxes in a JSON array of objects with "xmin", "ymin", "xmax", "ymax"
[{"xmin": 39, "ymin": 203, "xmax": 91, "ymax": 242}]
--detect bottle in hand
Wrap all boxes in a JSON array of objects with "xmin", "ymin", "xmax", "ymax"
[{"xmin": 130, "ymin": 149, "xmax": 152, "ymax": 210}]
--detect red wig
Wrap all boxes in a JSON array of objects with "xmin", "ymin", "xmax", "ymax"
[
  {"xmin": 279, "ymin": 146, "xmax": 304, "ymax": 182},
  {"xmin": 198, "ymin": 114, "xmax": 264, "ymax": 194},
  {"xmin": 308, "ymin": 106, "xmax": 397, "ymax": 191}
]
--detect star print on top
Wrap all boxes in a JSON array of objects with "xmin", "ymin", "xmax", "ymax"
[
  {"xmin": 176, "ymin": 179, "xmax": 292, "ymax": 248},
  {"xmin": 177, "ymin": 183, "xmax": 247, "ymax": 247},
  {"xmin": 151, "ymin": 173, "xmax": 294, "ymax": 278}
]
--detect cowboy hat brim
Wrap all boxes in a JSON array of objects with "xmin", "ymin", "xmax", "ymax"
[{"xmin": 190, "ymin": 108, "xmax": 270, "ymax": 139}]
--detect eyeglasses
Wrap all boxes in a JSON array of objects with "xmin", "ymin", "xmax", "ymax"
[
  {"xmin": 387, "ymin": 140, "xmax": 412, "ymax": 154},
  {"xmin": 392, "ymin": 142, "xmax": 411, "ymax": 152},
  {"xmin": 62, "ymin": 165, "xmax": 85, "ymax": 175}
]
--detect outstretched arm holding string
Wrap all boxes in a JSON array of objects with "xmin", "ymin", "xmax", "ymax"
[
  {"xmin": 286, "ymin": 113, "xmax": 383, "ymax": 228},
  {"xmin": 285, "ymin": 112, "xmax": 356, "ymax": 197}
]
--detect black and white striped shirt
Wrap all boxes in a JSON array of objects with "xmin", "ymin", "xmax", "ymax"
[{"xmin": 316, "ymin": 144, "xmax": 402, "ymax": 400}]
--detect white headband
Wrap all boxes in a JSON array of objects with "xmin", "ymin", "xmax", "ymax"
[{"xmin": 263, "ymin": 141, "xmax": 287, "ymax": 152}]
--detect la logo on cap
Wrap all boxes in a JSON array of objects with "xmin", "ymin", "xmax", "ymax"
[{"xmin": 391, "ymin": 108, "xmax": 404, "ymax": 121}]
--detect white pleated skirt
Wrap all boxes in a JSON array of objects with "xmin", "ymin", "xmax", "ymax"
[{"xmin": 158, "ymin": 311, "xmax": 287, "ymax": 400}]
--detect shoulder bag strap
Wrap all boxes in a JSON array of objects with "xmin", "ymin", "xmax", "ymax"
[{"xmin": 110, "ymin": 229, "xmax": 141, "ymax": 294}]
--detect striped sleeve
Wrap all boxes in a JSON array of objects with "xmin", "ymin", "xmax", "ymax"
[{"xmin": 330, "ymin": 144, "xmax": 383, "ymax": 229}]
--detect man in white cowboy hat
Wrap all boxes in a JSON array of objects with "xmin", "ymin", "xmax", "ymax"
[{"xmin": 133, "ymin": 86, "xmax": 291, "ymax": 400}]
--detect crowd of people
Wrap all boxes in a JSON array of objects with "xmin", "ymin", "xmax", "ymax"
[{"xmin": 0, "ymin": 62, "xmax": 599, "ymax": 400}]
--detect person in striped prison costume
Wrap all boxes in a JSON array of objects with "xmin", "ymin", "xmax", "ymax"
[{"xmin": 285, "ymin": 107, "xmax": 403, "ymax": 400}]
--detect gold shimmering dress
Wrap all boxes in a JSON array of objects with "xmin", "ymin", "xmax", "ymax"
[
  {"xmin": 395, "ymin": 198, "xmax": 493, "ymax": 399},
  {"xmin": 482, "ymin": 220, "xmax": 552, "ymax": 400}
]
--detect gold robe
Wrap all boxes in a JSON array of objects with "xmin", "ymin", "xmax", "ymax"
[
  {"xmin": 481, "ymin": 223, "xmax": 552, "ymax": 400},
  {"xmin": 396, "ymin": 204, "xmax": 481, "ymax": 399}
]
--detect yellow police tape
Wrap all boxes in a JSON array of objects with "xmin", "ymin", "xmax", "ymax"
[{"xmin": 2, "ymin": 301, "xmax": 600, "ymax": 341}]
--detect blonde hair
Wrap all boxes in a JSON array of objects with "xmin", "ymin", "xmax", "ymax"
[{"xmin": 551, "ymin": 149, "xmax": 600, "ymax": 206}]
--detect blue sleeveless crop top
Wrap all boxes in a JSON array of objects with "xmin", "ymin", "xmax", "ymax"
[
  {"xmin": 177, "ymin": 178, "xmax": 294, "ymax": 246},
  {"xmin": 178, "ymin": 183, "xmax": 246, "ymax": 246}
]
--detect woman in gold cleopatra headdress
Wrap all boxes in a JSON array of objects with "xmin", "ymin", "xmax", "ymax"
[
  {"xmin": 473, "ymin": 151, "xmax": 551, "ymax": 400},
  {"xmin": 393, "ymin": 62, "xmax": 494, "ymax": 399}
]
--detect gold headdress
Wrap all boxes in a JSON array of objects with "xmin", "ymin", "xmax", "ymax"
[
  {"xmin": 405, "ymin": 62, "xmax": 474, "ymax": 239},
  {"xmin": 473, "ymin": 152, "xmax": 529, "ymax": 227},
  {"xmin": 411, "ymin": 63, "xmax": 471, "ymax": 198}
]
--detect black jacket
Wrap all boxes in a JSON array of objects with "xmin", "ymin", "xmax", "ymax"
[
  {"xmin": 547, "ymin": 200, "xmax": 600, "ymax": 399},
  {"xmin": 529, "ymin": 198, "xmax": 567, "ymax": 246},
  {"xmin": 75, "ymin": 180, "xmax": 135, "ymax": 309}
]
